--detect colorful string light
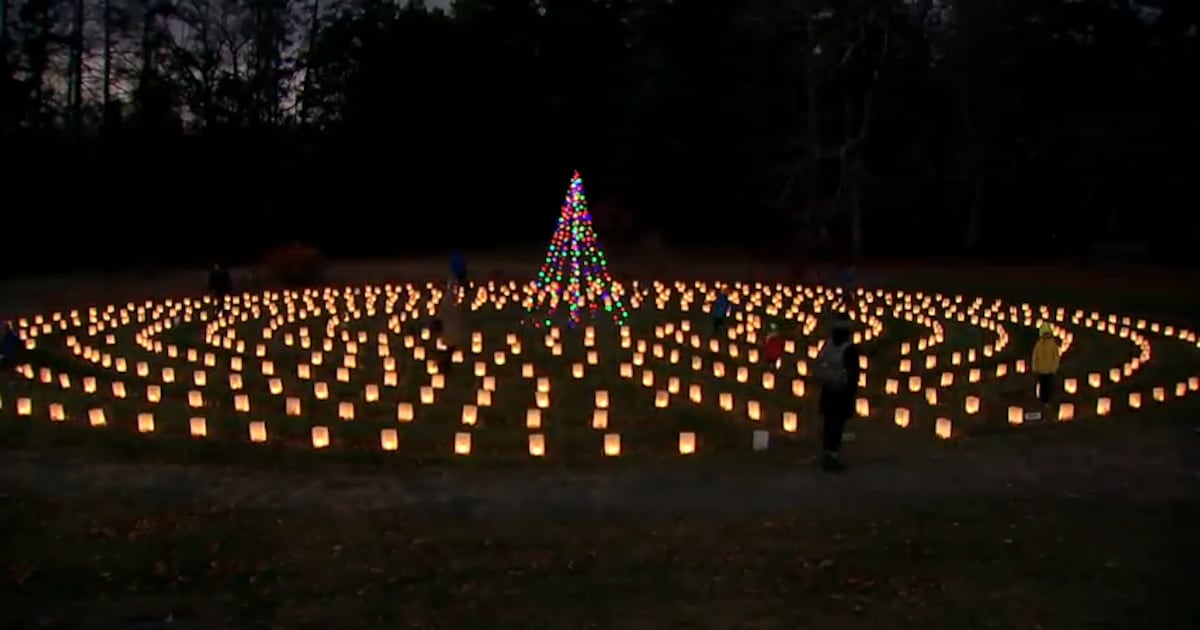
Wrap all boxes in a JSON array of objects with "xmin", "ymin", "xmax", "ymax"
[{"xmin": 529, "ymin": 171, "xmax": 629, "ymax": 328}]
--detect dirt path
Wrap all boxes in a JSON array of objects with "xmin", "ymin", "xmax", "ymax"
[{"xmin": 3, "ymin": 423, "xmax": 1196, "ymax": 516}]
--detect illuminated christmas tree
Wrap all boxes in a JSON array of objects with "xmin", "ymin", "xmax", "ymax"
[{"xmin": 528, "ymin": 171, "xmax": 629, "ymax": 328}]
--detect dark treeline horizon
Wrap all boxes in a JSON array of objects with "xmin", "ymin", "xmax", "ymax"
[{"xmin": 1, "ymin": 0, "xmax": 1196, "ymax": 275}]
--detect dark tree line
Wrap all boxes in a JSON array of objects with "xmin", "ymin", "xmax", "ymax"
[{"xmin": 1, "ymin": 0, "xmax": 1196, "ymax": 272}]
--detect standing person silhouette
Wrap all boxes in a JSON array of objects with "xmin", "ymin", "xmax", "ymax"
[
  {"xmin": 208, "ymin": 263, "xmax": 233, "ymax": 316},
  {"xmin": 838, "ymin": 266, "xmax": 856, "ymax": 309},
  {"xmin": 450, "ymin": 250, "xmax": 468, "ymax": 288},
  {"xmin": 208, "ymin": 264, "xmax": 232, "ymax": 297},
  {"xmin": 1031, "ymin": 322, "xmax": 1061, "ymax": 406},
  {"xmin": 763, "ymin": 322, "xmax": 785, "ymax": 370},
  {"xmin": 435, "ymin": 281, "xmax": 467, "ymax": 372},
  {"xmin": 813, "ymin": 315, "xmax": 860, "ymax": 472},
  {"xmin": 712, "ymin": 289, "xmax": 733, "ymax": 336},
  {"xmin": 0, "ymin": 320, "xmax": 22, "ymax": 368}
]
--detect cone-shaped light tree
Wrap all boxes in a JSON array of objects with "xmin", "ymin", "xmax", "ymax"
[{"xmin": 528, "ymin": 171, "xmax": 629, "ymax": 327}]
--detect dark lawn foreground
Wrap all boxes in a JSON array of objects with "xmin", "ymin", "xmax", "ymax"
[
  {"xmin": 1, "ymin": 494, "xmax": 1196, "ymax": 630},
  {"xmin": 2, "ymin": 422, "xmax": 1199, "ymax": 630}
]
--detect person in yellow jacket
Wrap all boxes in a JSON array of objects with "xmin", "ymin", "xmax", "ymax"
[{"xmin": 1031, "ymin": 323, "xmax": 1061, "ymax": 404}]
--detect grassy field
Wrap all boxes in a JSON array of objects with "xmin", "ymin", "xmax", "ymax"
[
  {"xmin": 3, "ymin": 487, "xmax": 1197, "ymax": 629},
  {"xmin": 2, "ymin": 269, "xmax": 1199, "ymax": 628}
]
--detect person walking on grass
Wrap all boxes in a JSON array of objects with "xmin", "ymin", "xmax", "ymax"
[
  {"xmin": 763, "ymin": 321, "xmax": 786, "ymax": 370},
  {"xmin": 838, "ymin": 265, "xmax": 856, "ymax": 309},
  {"xmin": 0, "ymin": 320, "xmax": 21, "ymax": 368},
  {"xmin": 208, "ymin": 263, "xmax": 233, "ymax": 316},
  {"xmin": 450, "ymin": 250, "xmax": 468, "ymax": 287},
  {"xmin": 435, "ymin": 280, "xmax": 467, "ymax": 372},
  {"xmin": 208, "ymin": 263, "xmax": 232, "ymax": 297},
  {"xmin": 814, "ymin": 315, "xmax": 860, "ymax": 472},
  {"xmin": 712, "ymin": 289, "xmax": 733, "ymax": 336},
  {"xmin": 1031, "ymin": 322, "xmax": 1061, "ymax": 406}
]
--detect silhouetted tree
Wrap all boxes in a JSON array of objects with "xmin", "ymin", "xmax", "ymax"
[{"xmin": 0, "ymin": 0, "xmax": 1194, "ymax": 271}]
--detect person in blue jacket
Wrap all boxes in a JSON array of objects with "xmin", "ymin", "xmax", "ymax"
[
  {"xmin": 712, "ymin": 289, "xmax": 733, "ymax": 335},
  {"xmin": 838, "ymin": 266, "xmax": 856, "ymax": 309},
  {"xmin": 450, "ymin": 250, "xmax": 468, "ymax": 287},
  {"xmin": 0, "ymin": 321, "xmax": 21, "ymax": 367}
]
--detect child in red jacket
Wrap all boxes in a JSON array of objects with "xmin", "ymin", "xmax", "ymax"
[{"xmin": 764, "ymin": 322, "xmax": 785, "ymax": 370}]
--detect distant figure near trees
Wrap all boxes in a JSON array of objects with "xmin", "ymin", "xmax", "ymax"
[
  {"xmin": 450, "ymin": 250, "xmax": 468, "ymax": 287},
  {"xmin": 712, "ymin": 289, "xmax": 733, "ymax": 335},
  {"xmin": 839, "ymin": 266, "xmax": 856, "ymax": 308},
  {"xmin": 435, "ymin": 281, "xmax": 467, "ymax": 372},
  {"xmin": 0, "ymin": 321, "xmax": 22, "ymax": 368},
  {"xmin": 208, "ymin": 264, "xmax": 232, "ymax": 298}
]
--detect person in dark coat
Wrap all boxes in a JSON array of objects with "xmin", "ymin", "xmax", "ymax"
[
  {"xmin": 814, "ymin": 316, "xmax": 860, "ymax": 471},
  {"xmin": 712, "ymin": 290, "xmax": 733, "ymax": 335},
  {"xmin": 435, "ymin": 280, "xmax": 467, "ymax": 372},
  {"xmin": 207, "ymin": 264, "xmax": 233, "ymax": 317},
  {"xmin": 450, "ymin": 250, "xmax": 468, "ymax": 287},
  {"xmin": 838, "ymin": 266, "xmax": 856, "ymax": 308},
  {"xmin": 0, "ymin": 321, "xmax": 22, "ymax": 367},
  {"xmin": 208, "ymin": 264, "xmax": 232, "ymax": 297}
]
